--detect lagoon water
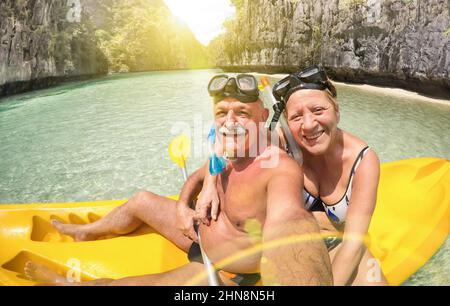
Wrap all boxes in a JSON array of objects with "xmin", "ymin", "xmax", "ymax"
[{"xmin": 0, "ymin": 69, "xmax": 449, "ymax": 285}]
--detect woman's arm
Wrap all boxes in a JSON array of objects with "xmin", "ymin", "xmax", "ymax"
[
  {"xmin": 331, "ymin": 150, "xmax": 381, "ymax": 286},
  {"xmin": 195, "ymin": 164, "xmax": 220, "ymax": 225},
  {"xmin": 177, "ymin": 164, "xmax": 207, "ymax": 207},
  {"xmin": 176, "ymin": 163, "xmax": 207, "ymax": 242}
]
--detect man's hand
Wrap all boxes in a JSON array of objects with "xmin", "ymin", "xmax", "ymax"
[
  {"xmin": 176, "ymin": 202, "xmax": 198, "ymax": 242},
  {"xmin": 195, "ymin": 176, "xmax": 220, "ymax": 225}
]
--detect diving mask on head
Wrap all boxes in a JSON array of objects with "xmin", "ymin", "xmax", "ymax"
[
  {"xmin": 270, "ymin": 65, "xmax": 337, "ymax": 127},
  {"xmin": 208, "ymin": 74, "xmax": 260, "ymax": 103}
]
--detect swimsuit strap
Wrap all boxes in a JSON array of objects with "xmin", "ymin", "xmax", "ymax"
[
  {"xmin": 322, "ymin": 146, "xmax": 371, "ymax": 207},
  {"xmin": 321, "ymin": 146, "xmax": 371, "ymax": 224},
  {"xmin": 348, "ymin": 146, "xmax": 371, "ymax": 191}
]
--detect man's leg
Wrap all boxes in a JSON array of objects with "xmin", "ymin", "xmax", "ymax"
[
  {"xmin": 25, "ymin": 261, "xmax": 215, "ymax": 286},
  {"xmin": 24, "ymin": 261, "xmax": 114, "ymax": 286},
  {"xmin": 52, "ymin": 198, "xmax": 142, "ymax": 241},
  {"xmin": 52, "ymin": 191, "xmax": 192, "ymax": 252},
  {"xmin": 108, "ymin": 262, "xmax": 211, "ymax": 286}
]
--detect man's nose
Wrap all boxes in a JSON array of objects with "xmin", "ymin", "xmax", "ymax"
[{"xmin": 225, "ymin": 110, "xmax": 237, "ymax": 124}]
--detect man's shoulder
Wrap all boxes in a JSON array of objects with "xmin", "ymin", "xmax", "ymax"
[
  {"xmin": 258, "ymin": 145, "xmax": 290, "ymax": 160},
  {"xmin": 258, "ymin": 145, "xmax": 303, "ymax": 176},
  {"xmin": 275, "ymin": 153, "xmax": 303, "ymax": 176}
]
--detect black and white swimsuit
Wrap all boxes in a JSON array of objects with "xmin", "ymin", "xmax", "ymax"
[{"xmin": 303, "ymin": 147, "xmax": 371, "ymax": 225}]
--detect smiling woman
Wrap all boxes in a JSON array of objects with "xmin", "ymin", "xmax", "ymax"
[{"xmin": 164, "ymin": 0, "xmax": 236, "ymax": 45}]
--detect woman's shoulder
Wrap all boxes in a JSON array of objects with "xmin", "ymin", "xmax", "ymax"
[
  {"xmin": 341, "ymin": 130, "xmax": 380, "ymax": 174},
  {"xmin": 342, "ymin": 131, "xmax": 372, "ymax": 156}
]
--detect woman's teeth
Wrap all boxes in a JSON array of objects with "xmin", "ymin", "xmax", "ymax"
[{"xmin": 304, "ymin": 131, "xmax": 324, "ymax": 141}]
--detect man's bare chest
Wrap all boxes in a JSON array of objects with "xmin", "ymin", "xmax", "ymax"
[{"xmin": 217, "ymin": 173, "xmax": 267, "ymax": 231}]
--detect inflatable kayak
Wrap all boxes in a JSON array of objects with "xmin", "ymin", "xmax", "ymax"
[{"xmin": 0, "ymin": 158, "xmax": 448, "ymax": 286}]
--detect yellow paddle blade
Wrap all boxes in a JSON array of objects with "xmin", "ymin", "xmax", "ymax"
[
  {"xmin": 259, "ymin": 77, "xmax": 270, "ymax": 90},
  {"xmin": 168, "ymin": 134, "xmax": 191, "ymax": 168}
]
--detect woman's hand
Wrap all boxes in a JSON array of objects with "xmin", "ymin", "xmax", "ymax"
[
  {"xmin": 195, "ymin": 175, "xmax": 220, "ymax": 226},
  {"xmin": 176, "ymin": 202, "xmax": 198, "ymax": 242}
]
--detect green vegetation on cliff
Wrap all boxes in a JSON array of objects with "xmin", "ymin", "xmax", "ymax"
[
  {"xmin": 93, "ymin": 0, "xmax": 211, "ymax": 73},
  {"xmin": 207, "ymin": 0, "xmax": 243, "ymax": 67}
]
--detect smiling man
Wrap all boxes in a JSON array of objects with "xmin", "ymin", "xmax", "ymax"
[{"xmin": 25, "ymin": 74, "xmax": 332, "ymax": 286}]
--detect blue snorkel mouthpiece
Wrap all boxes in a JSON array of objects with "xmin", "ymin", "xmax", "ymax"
[{"xmin": 207, "ymin": 126, "xmax": 228, "ymax": 176}]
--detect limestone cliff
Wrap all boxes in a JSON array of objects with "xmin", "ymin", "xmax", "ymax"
[
  {"xmin": 215, "ymin": 0, "xmax": 450, "ymax": 98},
  {"xmin": 0, "ymin": 0, "xmax": 209, "ymax": 98},
  {"xmin": 0, "ymin": 0, "xmax": 108, "ymax": 97}
]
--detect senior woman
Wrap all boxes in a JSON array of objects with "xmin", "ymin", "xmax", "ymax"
[{"xmin": 195, "ymin": 65, "xmax": 388, "ymax": 286}]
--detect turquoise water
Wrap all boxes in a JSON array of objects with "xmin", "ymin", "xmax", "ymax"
[{"xmin": 0, "ymin": 69, "xmax": 449, "ymax": 285}]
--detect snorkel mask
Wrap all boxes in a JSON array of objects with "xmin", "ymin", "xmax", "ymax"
[
  {"xmin": 208, "ymin": 74, "xmax": 260, "ymax": 103},
  {"xmin": 270, "ymin": 65, "xmax": 337, "ymax": 127}
]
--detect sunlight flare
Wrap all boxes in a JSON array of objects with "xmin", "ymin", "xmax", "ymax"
[{"xmin": 164, "ymin": 0, "xmax": 236, "ymax": 45}]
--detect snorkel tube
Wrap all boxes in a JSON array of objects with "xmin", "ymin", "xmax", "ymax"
[
  {"xmin": 208, "ymin": 126, "xmax": 228, "ymax": 176},
  {"xmin": 260, "ymin": 77, "xmax": 303, "ymax": 165}
]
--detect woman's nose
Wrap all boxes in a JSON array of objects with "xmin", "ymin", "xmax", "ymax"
[{"xmin": 302, "ymin": 113, "xmax": 317, "ymax": 131}]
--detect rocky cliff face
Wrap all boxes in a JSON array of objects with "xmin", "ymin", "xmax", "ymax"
[
  {"xmin": 0, "ymin": 0, "xmax": 108, "ymax": 97},
  {"xmin": 217, "ymin": 0, "xmax": 450, "ymax": 98},
  {"xmin": 0, "ymin": 0, "xmax": 210, "ymax": 98}
]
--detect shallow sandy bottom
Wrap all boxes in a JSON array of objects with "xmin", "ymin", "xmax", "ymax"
[
  {"xmin": 255, "ymin": 73, "xmax": 450, "ymax": 107},
  {"xmin": 335, "ymin": 82, "xmax": 450, "ymax": 106}
]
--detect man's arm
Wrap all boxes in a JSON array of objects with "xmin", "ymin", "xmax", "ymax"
[{"xmin": 261, "ymin": 157, "xmax": 333, "ymax": 286}]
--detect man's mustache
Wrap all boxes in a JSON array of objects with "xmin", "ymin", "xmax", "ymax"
[{"xmin": 219, "ymin": 124, "xmax": 247, "ymax": 136}]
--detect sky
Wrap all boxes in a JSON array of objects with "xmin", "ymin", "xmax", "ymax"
[{"xmin": 164, "ymin": 0, "xmax": 236, "ymax": 46}]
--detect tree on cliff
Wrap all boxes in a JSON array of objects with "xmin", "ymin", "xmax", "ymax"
[{"xmin": 93, "ymin": 0, "xmax": 210, "ymax": 73}]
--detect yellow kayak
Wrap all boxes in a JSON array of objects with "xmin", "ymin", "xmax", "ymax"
[{"xmin": 0, "ymin": 158, "xmax": 449, "ymax": 286}]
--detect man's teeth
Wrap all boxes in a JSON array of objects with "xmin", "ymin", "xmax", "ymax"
[
  {"xmin": 220, "ymin": 127, "xmax": 246, "ymax": 136},
  {"xmin": 304, "ymin": 131, "xmax": 324, "ymax": 140}
]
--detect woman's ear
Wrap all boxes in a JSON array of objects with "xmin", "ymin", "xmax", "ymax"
[
  {"xmin": 335, "ymin": 106, "xmax": 341, "ymax": 124},
  {"xmin": 329, "ymin": 98, "xmax": 340, "ymax": 124},
  {"xmin": 262, "ymin": 108, "xmax": 270, "ymax": 122}
]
